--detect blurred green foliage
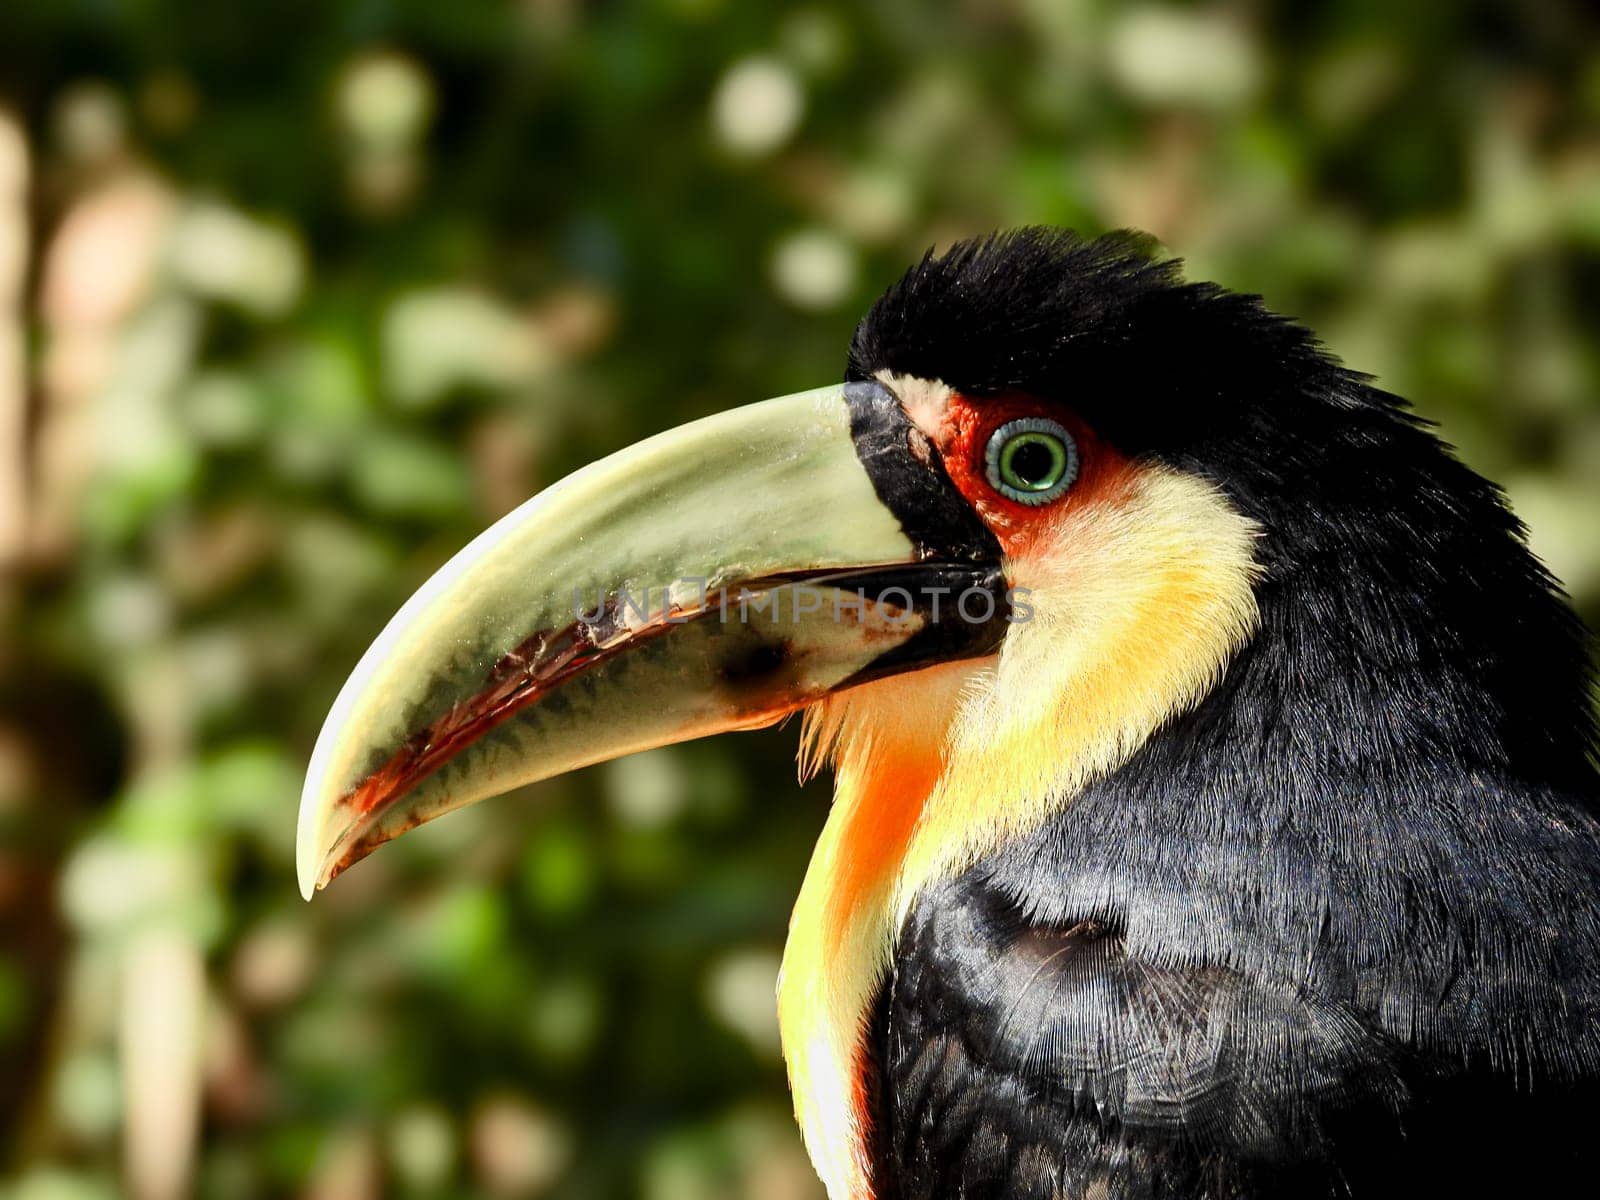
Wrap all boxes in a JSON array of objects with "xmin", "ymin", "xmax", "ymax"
[{"xmin": 0, "ymin": 1, "xmax": 1596, "ymax": 1197}]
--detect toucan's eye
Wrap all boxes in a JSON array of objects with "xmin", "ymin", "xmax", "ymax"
[{"xmin": 983, "ymin": 417, "xmax": 1079, "ymax": 505}]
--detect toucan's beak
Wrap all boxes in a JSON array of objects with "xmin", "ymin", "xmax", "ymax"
[{"xmin": 296, "ymin": 381, "xmax": 1007, "ymax": 898}]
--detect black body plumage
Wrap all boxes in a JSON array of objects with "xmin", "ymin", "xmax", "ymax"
[{"xmin": 846, "ymin": 230, "xmax": 1600, "ymax": 1197}]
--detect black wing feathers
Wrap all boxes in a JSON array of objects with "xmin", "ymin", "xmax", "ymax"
[{"xmin": 872, "ymin": 862, "xmax": 1600, "ymax": 1199}]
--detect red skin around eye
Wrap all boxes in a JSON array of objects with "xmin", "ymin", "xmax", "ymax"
[{"xmin": 939, "ymin": 392, "xmax": 1135, "ymax": 558}]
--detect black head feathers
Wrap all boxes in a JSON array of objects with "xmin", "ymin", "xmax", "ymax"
[{"xmin": 847, "ymin": 228, "xmax": 1338, "ymax": 442}]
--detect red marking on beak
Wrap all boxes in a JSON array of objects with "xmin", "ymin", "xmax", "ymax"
[{"xmin": 318, "ymin": 568, "xmax": 892, "ymax": 884}]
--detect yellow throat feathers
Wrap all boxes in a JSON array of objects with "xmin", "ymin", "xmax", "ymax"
[{"xmin": 778, "ymin": 463, "xmax": 1263, "ymax": 1200}]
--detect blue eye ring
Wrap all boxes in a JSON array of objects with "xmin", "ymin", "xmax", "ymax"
[{"xmin": 983, "ymin": 417, "xmax": 1079, "ymax": 505}]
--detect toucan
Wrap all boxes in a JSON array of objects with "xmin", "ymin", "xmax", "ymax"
[{"xmin": 297, "ymin": 229, "xmax": 1600, "ymax": 1199}]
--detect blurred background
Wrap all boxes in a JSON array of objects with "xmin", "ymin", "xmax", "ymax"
[{"xmin": 0, "ymin": 1, "xmax": 1596, "ymax": 1197}]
